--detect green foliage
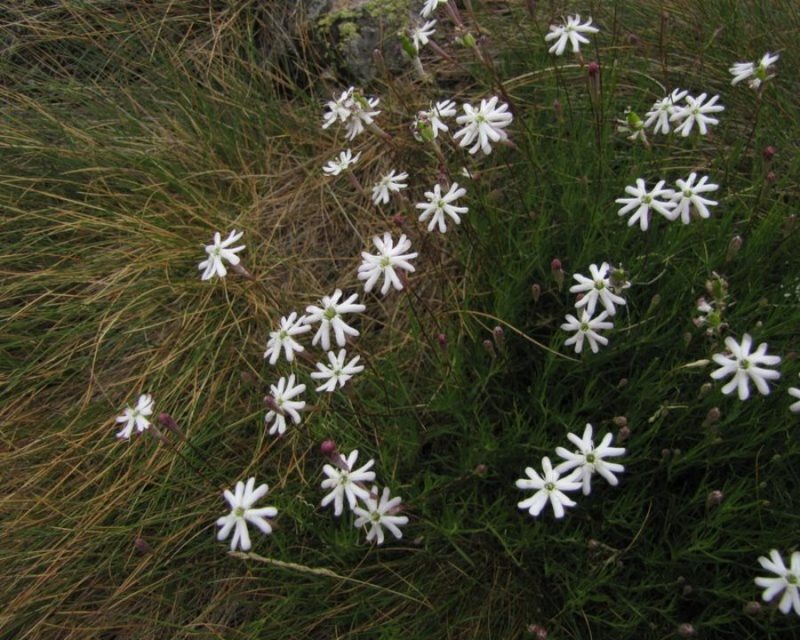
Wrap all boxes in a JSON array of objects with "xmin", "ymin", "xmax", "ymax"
[{"xmin": 1, "ymin": 1, "xmax": 799, "ymax": 639}]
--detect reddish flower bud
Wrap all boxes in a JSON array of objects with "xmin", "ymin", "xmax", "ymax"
[
  {"xmin": 134, "ymin": 537, "xmax": 152, "ymax": 554},
  {"xmin": 588, "ymin": 61, "xmax": 600, "ymax": 77},
  {"xmin": 320, "ymin": 439, "xmax": 337, "ymax": 457},
  {"xmin": 437, "ymin": 333, "xmax": 447, "ymax": 350},
  {"xmin": 762, "ymin": 145, "xmax": 777, "ymax": 161}
]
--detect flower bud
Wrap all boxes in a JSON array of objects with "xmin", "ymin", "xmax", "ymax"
[
  {"xmin": 743, "ymin": 601, "xmax": 762, "ymax": 615},
  {"xmin": 612, "ymin": 416, "xmax": 628, "ymax": 427},
  {"xmin": 617, "ymin": 425, "xmax": 631, "ymax": 442},
  {"xmin": 473, "ymin": 463, "xmax": 488, "ymax": 476},
  {"xmin": 390, "ymin": 214, "xmax": 406, "ymax": 227},
  {"xmin": 677, "ymin": 623, "xmax": 697, "ymax": 637},
  {"xmin": 706, "ymin": 490, "xmax": 724, "ymax": 508},
  {"xmin": 553, "ymin": 99, "xmax": 563, "ymax": 121},
  {"xmin": 437, "ymin": 333, "xmax": 447, "ymax": 351},
  {"xmin": 587, "ymin": 61, "xmax": 600, "ymax": 77},
  {"xmin": 550, "ymin": 258, "xmax": 564, "ymax": 290},
  {"xmin": 157, "ymin": 412, "xmax": 182, "ymax": 439},
  {"xmin": 493, "ymin": 326, "xmax": 505, "ymax": 350},
  {"xmin": 699, "ymin": 382, "xmax": 713, "ymax": 397},
  {"xmin": 527, "ymin": 624, "xmax": 548, "ymax": 640},
  {"xmin": 726, "ymin": 235, "xmax": 743, "ymax": 261},
  {"xmin": 531, "ymin": 283, "xmax": 541, "ymax": 303},
  {"xmin": 703, "ymin": 407, "xmax": 721, "ymax": 426},
  {"xmin": 762, "ymin": 145, "xmax": 776, "ymax": 161},
  {"xmin": 617, "ymin": 378, "xmax": 628, "ymax": 389},
  {"xmin": 134, "ymin": 536, "xmax": 152, "ymax": 554},
  {"xmin": 320, "ymin": 439, "xmax": 337, "ymax": 458},
  {"xmin": 482, "ymin": 339, "xmax": 497, "ymax": 359},
  {"xmin": 765, "ymin": 170, "xmax": 776, "ymax": 183}
]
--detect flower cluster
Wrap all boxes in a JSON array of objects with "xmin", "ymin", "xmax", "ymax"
[
  {"xmin": 730, "ymin": 52, "xmax": 779, "ymax": 90},
  {"xmin": 616, "ymin": 174, "xmax": 719, "ymax": 231},
  {"xmin": 640, "ymin": 89, "xmax": 724, "ymax": 137},
  {"xmin": 321, "ymin": 445, "xmax": 408, "ymax": 545},
  {"xmin": 322, "ymin": 87, "xmax": 381, "ymax": 141},
  {"xmin": 517, "ymin": 424, "xmax": 625, "ymax": 518},
  {"xmin": 561, "ymin": 262, "xmax": 626, "ymax": 354}
]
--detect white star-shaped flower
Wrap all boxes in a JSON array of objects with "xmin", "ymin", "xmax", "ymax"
[
  {"xmin": 345, "ymin": 94, "xmax": 381, "ymax": 141},
  {"xmin": 198, "ymin": 230, "xmax": 245, "ymax": 280},
  {"xmin": 353, "ymin": 486, "xmax": 409, "ymax": 545},
  {"xmin": 561, "ymin": 310, "xmax": 613, "ymax": 354},
  {"xmin": 670, "ymin": 173, "xmax": 719, "ymax": 224},
  {"xmin": 730, "ymin": 52, "xmax": 779, "ymax": 89},
  {"xmin": 115, "ymin": 393, "xmax": 154, "ymax": 440},
  {"xmin": 516, "ymin": 456, "xmax": 582, "ymax": 519},
  {"xmin": 789, "ymin": 376, "xmax": 800, "ymax": 413},
  {"xmin": 670, "ymin": 92, "xmax": 725, "ymax": 137},
  {"xmin": 311, "ymin": 349, "xmax": 365, "ymax": 393},
  {"xmin": 453, "ymin": 96, "xmax": 513, "ymax": 155},
  {"xmin": 216, "ymin": 477, "xmax": 277, "ymax": 552},
  {"xmin": 755, "ymin": 549, "xmax": 800, "ymax": 616},
  {"xmin": 415, "ymin": 182, "xmax": 468, "ymax": 233},
  {"xmin": 263, "ymin": 312, "xmax": 311, "ymax": 365},
  {"xmin": 544, "ymin": 14, "xmax": 599, "ymax": 56},
  {"xmin": 616, "ymin": 178, "xmax": 676, "ymax": 231},
  {"xmin": 569, "ymin": 262, "xmax": 627, "ymax": 316},
  {"xmin": 643, "ymin": 88, "xmax": 688, "ymax": 135},
  {"xmin": 371, "ymin": 170, "xmax": 409, "ymax": 205},
  {"xmin": 411, "ymin": 19, "xmax": 436, "ymax": 52},
  {"xmin": 264, "ymin": 374, "xmax": 306, "ymax": 435},
  {"xmin": 322, "ymin": 87, "xmax": 354, "ymax": 130},
  {"xmin": 358, "ymin": 232, "xmax": 418, "ymax": 296},
  {"xmin": 304, "ymin": 289, "xmax": 366, "ymax": 351},
  {"xmin": 320, "ymin": 449, "xmax": 376, "ymax": 516},
  {"xmin": 420, "ymin": 0, "xmax": 446, "ymax": 18},
  {"xmin": 555, "ymin": 424, "xmax": 626, "ymax": 495},
  {"xmin": 323, "ymin": 149, "xmax": 360, "ymax": 176},
  {"xmin": 710, "ymin": 333, "xmax": 781, "ymax": 401}
]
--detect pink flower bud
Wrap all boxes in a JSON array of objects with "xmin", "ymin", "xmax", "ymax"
[
  {"xmin": 320, "ymin": 439, "xmax": 337, "ymax": 457},
  {"xmin": 437, "ymin": 333, "xmax": 447, "ymax": 350},
  {"xmin": 482, "ymin": 339, "xmax": 496, "ymax": 359},
  {"xmin": 762, "ymin": 145, "xmax": 776, "ymax": 161},
  {"xmin": 677, "ymin": 623, "xmax": 696, "ymax": 637},
  {"xmin": 531, "ymin": 283, "xmax": 541, "ymax": 303},
  {"xmin": 587, "ymin": 61, "xmax": 600, "ymax": 77},
  {"xmin": 493, "ymin": 326, "xmax": 505, "ymax": 350},
  {"xmin": 134, "ymin": 537, "xmax": 152, "ymax": 554}
]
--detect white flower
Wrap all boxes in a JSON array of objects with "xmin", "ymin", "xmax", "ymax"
[
  {"xmin": 555, "ymin": 424, "xmax": 625, "ymax": 495},
  {"xmin": 320, "ymin": 449, "xmax": 376, "ymax": 516},
  {"xmin": 323, "ymin": 149, "xmax": 360, "ymax": 176},
  {"xmin": 353, "ymin": 486, "xmax": 409, "ymax": 545},
  {"xmin": 415, "ymin": 99, "xmax": 458, "ymax": 141},
  {"xmin": 616, "ymin": 178, "xmax": 676, "ymax": 231},
  {"xmin": 561, "ymin": 310, "xmax": 613, "ymax": 354},
  {"xmin": 264, "ymin": 374, "xmax": 306, "ymax": 435},
  {"xmin": 415, "ymin": 182, "xmax": 468, "ymax": 233},
  {"xmin": 304, "ymin": 289, "xmax": 366, "ymax": 351},
  {"xmin": 453, "ymin": 96, "xmax": 513, "ymax": 155},
  {"xmin": 263, "ymin": 312, "xmax": 311, "ymax": 365},
  {"xmin": 198, "ymin": 230, "xmax": 245, "ymax": 280},
  {"xmin": 345, "ymin": 94, "xmax": 381, "ymax": 141},
  {"xmin": 730, "ymin": 52, "xmax": 779, "ymax": 89},
  {"xmin": 643, "ymin": 88, "xmax": 688, "ymax": 135},
  {"xmin": 371, "ymin": 170, "xmax": 409, "ymax": 205},
  {"xmin": 545, "ymin": 14, "xmax": 599, "ymax": 56},
  {"xmin": 311, "ymin": 349, "xmax": 365, "ymax": 393},
  {"xmin": 710, "ymin": 333, "xmax": 781, "ymax": 401},
  {"xmin": 670, "ymin": 92, "xmax": 725, "ymax": 137},
  {"xmin": 755, "ymin": 549, "xmax": 800, "ymax": 616},
  {"xmin": 789, "ymin": 376, "xmax": 800, "ymax": 413},
  {"xmin": 216, "ymin": 477, "xmax": 277, "ymax": 552},
  {"xmin": 516, "ymin": 456, "xmax": 582, "ymax": 519},
  {"xmin": 358, "ymin": 232, "xmax": 418, "ymax": 296},
  {"xmin": 420, "ymin": 0, "xmax": 446, "ymax": 18},
  {"xmin": 411, "ymin": 19, "xmax": 436, "ymax": 52},
  {"xmin": 670, "ymin": 173, "xmax": 719, "ymax": 224},
  {"xmin": 322, "ymin": 87, "xmax": 354, "ymax": 130},
  {"xmin": 115, "ymin": 393, "xmax": 154, "ymax": 439},
  {"xmin": 569, "ymin": 262, "xmax": 627, "ymax": 316}
]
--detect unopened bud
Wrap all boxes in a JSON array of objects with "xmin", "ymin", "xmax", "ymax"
[
  {"xmin": 587, "ymin": 61, "xmax": 600, "ymax": 77},
  {"xmin": 553, "ymin": 99, "xmax": 563, "ymax": 121},
  {"xmin": 617, "ymin": 378, "xmax": 628, "ymax": 389},
  {"xmin": 527, "ymin": 624, "xmax": 548, "ymax": 640},
  {"xmin": 437, "ymin": 333, "xmax": 447, "ymax": 350},
  {"xmin": 134, "ymin": 537, "xmax": 152, "ymax": 554},
  {"xmin": 703, "ymin": 407, "xmax": 721, "ymax": 426},
  {"xmin": 550, "ymin": 258, "xmax": 564, "ymax": 290},
  {"xmin": 617, "ymin": 425, "xmax": 631, "ymax": 441},
  {"xmin": 762, "ymin": 145, "xmax": 776, "ymax": 161},
  {"xmin": 706, "ymin": 490, "xmax": 724, "ymax": 508},
  {"xmin": 612, "ymin": 416, "xmax": 628, "ymax": 427},
  {"xmin": 677, "ymin": 623, "xmax": 696, "ymax": 637},
  {"xmin": 743, "ymin": 601, "xmax": 761, "ymax": 615},
  {"xmin": 531, "ymin": 283, "xmax": 541, "ymax": 303},
  {"xmin": 157, "ymin": 412, "xmax": 183, "ymax": 439},
  {"xmin": 320, "ymin": 439, "xmax": 337, "ymax": 457},
  {"xmin": 473, "ymin": 463, "xmax": 488, "ymax": 476},
  {"xmin": 726, "ymin": 235, "xmax": 743, "ymax": 261},
  {"xmin": 390, "ymin": 214, "xmax": 406, "ymax": 227},
  {"xmin": 460, "ymin": 32, "xmax": 476, "ymax": 48},
  {"xmin": 230, "ymin": 262, "xmax": 256, "ymax": 281},
  {"xmin": 483, "ymin": 339, "xmax": 496, "ymax": 359},
  {"xmin": 765, "ymin": 170, "xmax": 776, "ymax": 183},
  {"xmin": 661, "ymin": 448, "xmax": 671, "ymax": 459},
  {"xmin": 493, "ymin": 326, "xmax": 505, "ymax": 350},
  {"xmin": 587, "ymin": 539, "xmax": 600, "ymax": 549}
]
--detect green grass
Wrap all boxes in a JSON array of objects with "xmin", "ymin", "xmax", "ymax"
[{"xmin": 2, "ymin": 1, "xmax": 799, "ymax": 638}]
